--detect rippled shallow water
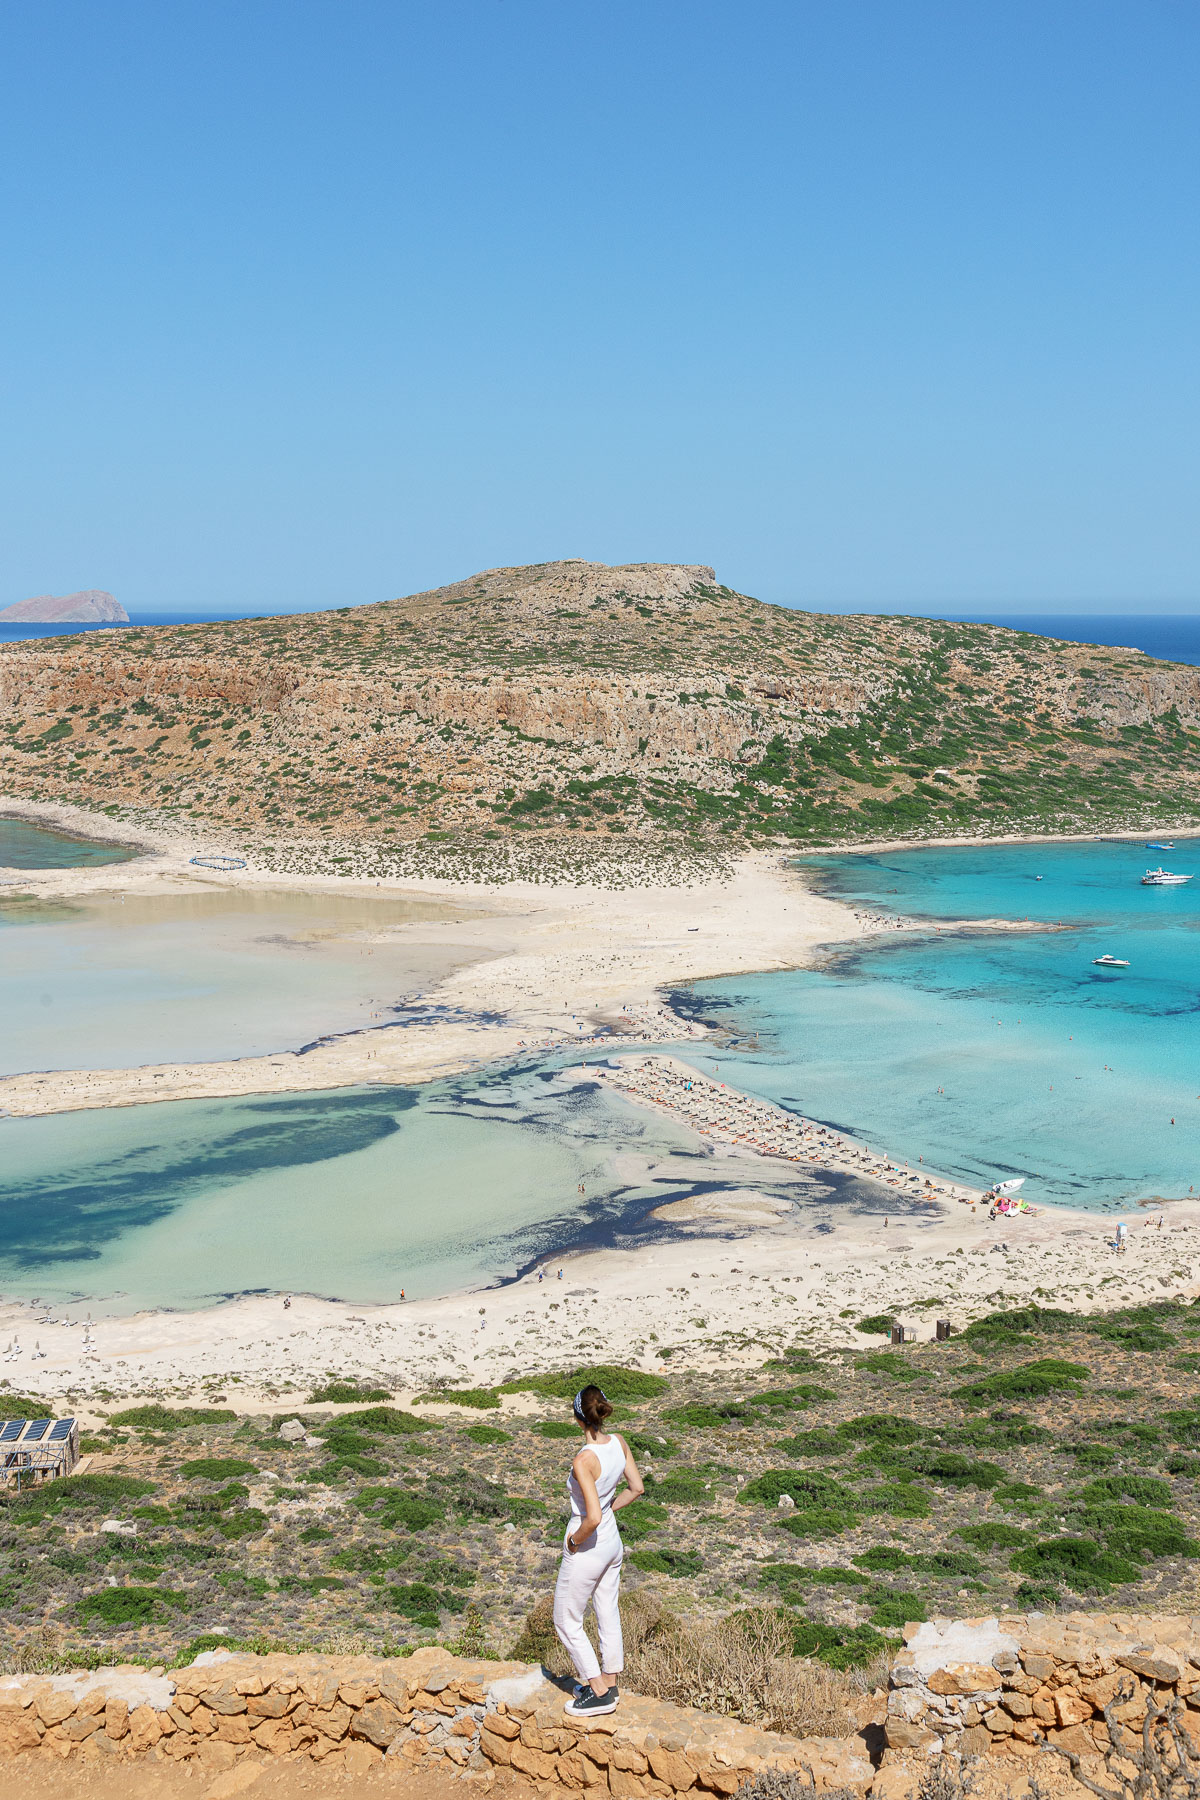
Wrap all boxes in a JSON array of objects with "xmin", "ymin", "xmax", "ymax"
[
  {"xmin": 0, "ymin": 1065, "xmax": 879, "ymax": 1309},
  {"xmin": 678, "ymin": 838, "xmax": 1200, "ymax": 1210},
  {"xmin": 0, "ymin": 815, "xmax": 136, "ymax": 869}
]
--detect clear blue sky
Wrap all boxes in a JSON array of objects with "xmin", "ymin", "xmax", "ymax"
[{"xmin": 1, "ymin": 1, "xmax": 1197, "ymax": 616}]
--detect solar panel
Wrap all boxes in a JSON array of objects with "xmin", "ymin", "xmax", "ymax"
[
  {"xmin": 48, "ymin": 1419, "xmax": 75, "ymax": 1441},
  {"xmin": 22, "ymin": 1419, "xmax": 50, "ymax": 1442},
  {"xmin": 0, "ymin": 1420, "xmax": 23, "ymax": 1442}
]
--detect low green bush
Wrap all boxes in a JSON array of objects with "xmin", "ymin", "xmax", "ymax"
[
  {"xmin": 775, "ymin": 1429, "xmax": 844, "ymax": 1459},
  {"xmin": 215, "ymin": 1508, "xmax": 268, "ymax": 1539},
  {"xmin": 535, "ymin": 1421, "xmax": 580, "ymax": 1440},
  {"xmin": 955, "ymin": 1523, "xmax": 1030, "ymax": 1551},
  {"xmin": 952, "ymin": 1411, "xmax": 1052, "ymax": 1449},
  {"xmin": 1075, "ymin": 1503, "xmax": 1197, "ymax": 1561},
  {"xmin": 307, "ymin": 1381, "xmax": 391, "ymax": 1404},
  {"xmin": 387, "ymin": 1581, "xmax": 466, "ymax": 1626},
  {"xmin": 624, "ymin": 1432, "xmax": 678, "ymax": 1460},
  {"xmin": 853, "ymin": 1355, "xmax": 922, "ymax": 1382},
  {"xmin": 758, "ymin": 1563, "xmax": 868, "ymax": 1588},
  {"xmin": 866, "ymin": 1588, "xmax": 927, "ymax": 1629},
  {"xmin": 338, "ymin": 1406, "xmax": 437, "ymax": 1435},
  {"xmin": 739, "ymin": 1470, "xmax": 853, "ymax": 1509},
  {"xmin": 464, "ymin": 1425, "xmax": 511, "ymax": 1446},
  {"xmin": 904, "ymin": 1449, "xmax": 1006, "ymax": 1488},
  {"xmin": 852, "ymin": 1546, "xmax": 909, "ymax": 1571},
  {"xmin": 779, "ymin": 1507, "xmax": 860, "ymax": 1540},
  {"xmin": 499, "ymin": 1366, "xmax": 668, "ymax": 1402},
  {"xmin": 747, "ymin": 1384, "xmax": 837, "ymax": 1410},
  {"xmin": 963, "ymin": 1305, "xmax": 1076, "ymax": 1343},
  {"xmin": 836, "ymin": 1414, "xmax": 922, "ymax": 1445},
  {"xmin": 791, "ymin": 1618, "xmax": 889, "ymax": 1668},
  {"xmin": 109, "ymin": 1404, "xmax": 236, "ymax": 1429},
  {"xmin": 418, "ymin": 1388, "xmax": 500, "ymax": 1410},
  {"xmin": 4, "ymin": 1472, "xmax": 155, "ymax": 1517},
  {"xmin": 353, "ymin": 1487, "xmax": 444, "ymax": 1531},
  {"xmin": 954, "ymin": 1358, "xmax": 1090, "ymax": 1406},
  {"xmin": 856, "ymin": 1315, "xmax": 893, "ymax": 1335},
  {"xmin": 907, "ymin": 1550, "xmax": 985, "ymax": 1576},
  {"xmin": 855, "ymin": 1482, "xmax": 932, "ymax": 1517},
  {"xmin": 1078, "ymin": 1474, "xmax": 1173, "ymax": 1509},
  {"xmin": 1014, "ymin": 1580, "xmax": 1062, "ymax": 1609},
  {"xmin": 1011, "ymin": 1536, "xmax": 1141, "ymax": 1591},
  {"xmin": 76, "ymin": 1585, "xmax": 189, "ymax": 1627},
  {"xmin": 180, "ymin": 1457, "xmax": 258, "ymax": 1481},
  {"xmin": 628, "ymin": 1547, "xmax": 703, "ymax": 1577},
  {"xmin": 662, "ymin": 1402, "xmax": 748, "ymax": 1429},
  {"xmin": 617, "ymin": 1501, "xmax": 669, "ymax": 1541},
  {"xmin": 647, "ymin": 1470, "xmax": 712, "ymax": 1504},
  {"xmin": 1059, "ymin": 1442, "xmax": 1117, "ymax": 1470}
]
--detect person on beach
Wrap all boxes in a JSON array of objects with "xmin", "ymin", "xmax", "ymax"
[{"xmin": 553, "ymin": 1384, "xmax": 644, "ymax": 1717}]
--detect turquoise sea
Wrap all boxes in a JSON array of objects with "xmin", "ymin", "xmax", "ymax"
[{"xmin": 677, "ymin": 838, "xmax": 1200, "ymax": 1211}]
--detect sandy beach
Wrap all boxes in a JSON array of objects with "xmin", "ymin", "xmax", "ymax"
[
  {"xmin": 0, "ymin": 797, "xmax": 863, "ymax": 1118},
  {"xmin": 3, "ymin": 796, "xmax": 1198, "ymax": 1416}
]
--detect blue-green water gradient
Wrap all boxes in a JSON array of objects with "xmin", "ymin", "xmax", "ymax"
[
  {"xmin": 0, "ymin": 816, "xmax": 136, "ymax": 869},
  {"xmin": 680, "ymin": 838, "xmax": 1200, "ymax": 1210}
]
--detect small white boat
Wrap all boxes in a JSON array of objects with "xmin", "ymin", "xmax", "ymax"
[
  {"xmin": 1141, "ymin": 868, "xmax": 1193, "ymax": 886},
  {"xmin": 1092, "ymin": 954, "xmax": 1130, "ymax": 967}
]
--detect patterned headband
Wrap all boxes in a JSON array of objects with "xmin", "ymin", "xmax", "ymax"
[{"xmin": 573, "ymin": 1388, "xmax": 606, "ymax": 1420}]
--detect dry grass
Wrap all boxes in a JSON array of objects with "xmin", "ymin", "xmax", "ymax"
[{"xmin": 509, "ymin": 1591, "xmax": 887, "ymax": 1738}]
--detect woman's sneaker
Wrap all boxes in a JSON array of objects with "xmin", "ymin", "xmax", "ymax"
[{"xmin": 565, "ymin": 1684, "xmax": 618, "ymax": 1717}]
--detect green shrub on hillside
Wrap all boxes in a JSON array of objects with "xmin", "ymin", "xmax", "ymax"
[
  {"xmin": 464, "ymin": 1425, "xmax": 511, "ymax": 1446},
  {"xmin": 338, "ymin": 1405, "xmax": 438, "ymax": 1435},
  {"xmin": 417, "ymin": 1388, "xmax": 500, "ymax": 1409},
  {"xmin": 353, "ymin": 1487, "xmax": 444, "ymax": 1531},
  {"xmin": 616, "ymin": 1501, "xmax": 669, "ymax": 1541},
  {"xmin": 791, "ymin": 1618, "xmax": 889, "ymax": 1668},
  {"xmin": 662, "ymin": 1401, "xmax": 749, "ymax": 1429},
  {"xmin": 308, "ymin": 1381, "xmax": 391, "ymax": 1404},
  {"xmin": 779, "ymin": 1508, "xmax": 861, "ymax": 1540},
  {"xmin": 955, "ymin": 1523, "xmax": 1030, "ymax": 1551},
  {"xmin": 836, "ymin": 1414, "xmax": 922, "ymax": 1445},
  {"xmin": 499, "ymin": 1366, "xmax": 668, "ymax": 1402},
  {"xmin": 953, "ymin": 1359, "xmax": 1090, "ymax": 1406},
  {"xmin": 1011, "ymin": 1537, "xmax": 1141, "ymax": 1591},
  {"xmin": 629, "ymin": 1547, "xmax": 703, "ymax": 1578},
  {"xmin": 109, "ymin": 1404, "xmax": 236, "ymax": 1429},
  {"xmin": 181, "ymin": 1458, "xmax": 258, "ymax": 1481},
  {"xmin": 739, "ymin": 1469, "xmax": 853, "ymax": 1509},
  {"xmin": 76, "ymin": 1585, "xmax": 189, "ymax": 1627}
]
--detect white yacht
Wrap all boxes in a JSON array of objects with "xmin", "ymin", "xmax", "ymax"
[
  {"xmin": 1092, "ymin": 954, "xmax": 1130, "ymax": 967},
  {"xmin": 1141, "ymin": 868, "xmax": 1192, "ymax": 886}
]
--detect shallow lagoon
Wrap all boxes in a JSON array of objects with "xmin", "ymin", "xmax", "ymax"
[
  {"xmin": 0, "ymin": 815, "xmax": 136, "ymax": 870},
  {"xmin": 0, "ymin": 887, "xmax": 476, "ymax": 1074},
  {"xmin": 680, "ymin": 838, "xmax": 1200, "ymax": 1209},
  {"xmin": 0, "ymin": 1065, "xmax": 862, "ymax": 1309}
]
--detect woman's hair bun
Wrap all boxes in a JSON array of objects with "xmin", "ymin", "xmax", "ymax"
[{"xmin": 574, "ymin": 1384, "xmax": 613, "ymax": 1430}]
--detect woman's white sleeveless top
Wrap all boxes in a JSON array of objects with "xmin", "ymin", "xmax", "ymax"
[{"xmin": 566, "ymin": 1436, "xmax": 625, "ymax": 1534}]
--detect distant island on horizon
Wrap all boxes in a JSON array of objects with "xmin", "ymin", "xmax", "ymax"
[{"xmin": 0, "ymin": 588, "xmax": 128, "ymax": 624}]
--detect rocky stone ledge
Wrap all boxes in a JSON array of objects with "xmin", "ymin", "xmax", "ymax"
[
  {"xmin": 0, "ymin": 1647, "xmax": 874, "ymax": 1794},
  {"xmin": 884, "ymin": 1611, "xmax": 1200, "ymax": 1772}
]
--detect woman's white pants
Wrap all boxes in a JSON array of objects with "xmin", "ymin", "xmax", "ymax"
[{"xmin": 553, "ymin": 1524, "xmax": 624, "ymax": 1682}]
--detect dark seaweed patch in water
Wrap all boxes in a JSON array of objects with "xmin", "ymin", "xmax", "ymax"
[{"xmin": 0, "ymin": 1089, "xmax": 414, "ymax": 1270}]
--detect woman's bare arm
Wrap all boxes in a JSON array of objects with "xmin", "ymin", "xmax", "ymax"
[{"xmin": 610, "ymin": 1436, "xmax": 644, "ymax": 1513}]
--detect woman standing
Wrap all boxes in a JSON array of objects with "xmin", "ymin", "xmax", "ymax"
[{"xmin": 552, "ymin": 1383, "xmax": 644, "ymax": 1717}]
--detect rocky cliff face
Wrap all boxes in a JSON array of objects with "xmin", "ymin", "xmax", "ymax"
[
  {"xmin": 0, "ymin": 589, "xmax": 127, "ymax": 623},
  {"xmin": 1, "ymin": 561, "xmax": 1199, "ymax": 851}
]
